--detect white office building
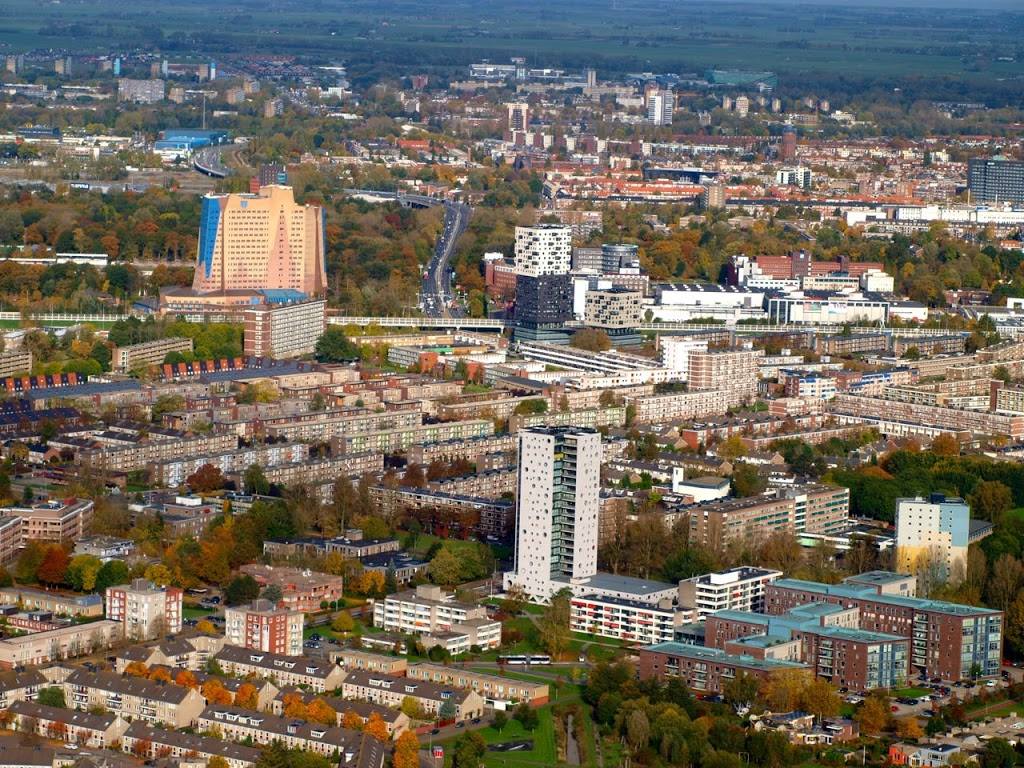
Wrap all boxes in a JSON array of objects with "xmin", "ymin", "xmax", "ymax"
[
  {"xmin": 514, "ymin": 224, "xmax": 572, "ymax": 277},
  {"xmin": 678, "ymin": 567, "xmax": 783, "ymax": 619},
  {"xmin": 658, "ymin": 336, "xmax": 709, "ymax": 379}
]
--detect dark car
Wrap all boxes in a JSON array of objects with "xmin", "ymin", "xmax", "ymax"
[
  {"xmin": 455, "ymin": 722, "xmax": 465, "ymax": 729},
  {"xmin": 430, "ymin": 729, "xmax": 440, "ymax": 736}
]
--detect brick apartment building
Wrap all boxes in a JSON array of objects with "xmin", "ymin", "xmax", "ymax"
[{"xmin": 224, "ymin": 599, "xmax": 304, "ymax": 656}]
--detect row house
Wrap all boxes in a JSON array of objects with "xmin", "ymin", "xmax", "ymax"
[
  {"xmin": 121, "ymin": 722, "xmax": 263, "ymax": 768},
  {"xmin": 63, "ymin": 669, "xmax": 206, "ymax": 728},
  {"xmin": 213, "ymin": 646, "xmax": 346, "ymax": 692},
  {"xmin": 115, "ymin": 635, "xmax": 225, "ymax": 674},
  {"xmin": 9, "ymin": 701, "xmax": 128, "ymax": 748},
  {"xmin": 341, "ymin": 669, "xmax": 485, "ymax": 722},
  {"xmin": 197, "ymin": 705, "xmax": 385, "ymax": 768},
  {"xmin": 0, "ymin": 620, "xmax": 120, "ymax": 669},
  {"xmin": 406, "ymin": 663, "xmax": 549, "ymax": 706},
  {"xmin": 269, "ymin": 688, "xmax": 411, "ymax": 737}
]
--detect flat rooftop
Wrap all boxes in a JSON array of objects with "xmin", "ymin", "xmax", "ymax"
[
  {"xmin": 642, "ymin": 641, "xmax": 807, "ymax": 672},
  {"xmin": 574, "ymin": 572, "xmax": 676, "ymax": 597}
]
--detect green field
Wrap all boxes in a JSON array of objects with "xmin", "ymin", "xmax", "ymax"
[
  {"xmin": 893, "ymin": 687, "xmax": 932, "ymax": 698},
  {"xmin": 469, "ymin": 706, "xmax": 558, "ymax": 768},
  {"xmin": 969, "ymin": 700, "xmax": 1022, "ymax": 721},
  {"xmin": 182, "ymin": 605, "xmax": 214, "ymax": 620}
]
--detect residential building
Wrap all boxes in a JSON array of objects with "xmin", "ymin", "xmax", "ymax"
[
  {"xmin": 0, "ymin": 586, "xmax": 102, "ymax": 617},
  {"xmin": 0, "ymin": 620, "xmax": 120, "ymax": 668},
  {"xmin": 505, "ymin": 427, "xmax": 601, "ymax": 600},
  {"xmin": 63, "ymin": 669, "xmax": 206, "ymax": 727},
  {"xmin": 626, "ymin": 389, "xmax": 732, "ymax": 422},
  {"xmin": 765, "ymin": 576, "xmax": 1003, "ymax": 680},
  {"xmin": 514, "ymin": 224, "xmax": 571, "ymax": 276},
  {"xmin": 105, "ymin": 578, "xmax": 183, "ymax": 640},
  {"xmin": 570, "ymin": 594, "xmax": 687, "ymax": 645},
  {"xmin": 117, "ymin": 78, "xmax": 164, "ymax": 104},
  {"xmin": 268, "ymin": 690, "xmax": 410, "ymax": 737},
  {"xmin": 242, "ymin": 299, "xmax": 326, "ymax": 358},
  {"xmin": 341, "ymin": 669, "xmax": 485, "ymax": 721},
  {"xmin": 506, "ymin": 102, "xmax": 529, "ymax": 132},
  {"xmin": 584, "ymin": 288, "xmax": 643, "ymax": 329},
  {"xmin": 968, "ymin": 157, "xmax": 1024, "ymax": 204},
  {"xmin": 0, "ymin": 350, "xmax": 31, "ymax": 378},
  {"xmin": 371, "ymin": 584, "xmax": 501, "ymax": 650},
  {"xmin": 330, "ymin": 649, "xmax": 408, "ymax": 676},
  {"xmin": 688, "ymin": 348, "xmax": 762, "ymax": 403},
  {"xmin": 224, "ymin": 599, "xmax": 304, "ymax": 656},
  {"xmin": 706, "ymin": 603, "xmax": 909, "ymax": 691},
  {"xmin": 407, "ymin": 663, "xmax": 549, "ymax": 706},
  {"xmin": 121, "ymin": 722, "xmax": 263, "ymax": 768},
  {"xmin": 114, "ymin": 635, "xmax": 226, "ymax": 674},
  {"xmin": 680, "ymin": 484, "xmax": 850, "ymax": 550},
  {"xmin": 638, "ymin": 641, "xmax": 808, "ymax": 692},
  {"xmin": 213, "ymin": 645, "xmax": 346, "ymax": 691},
  {"xmin": 9, "ymin": 701, "xmax": 128, "ymax": 748},
  {"xmin": 197, "ymin": 705, "xmax": 383, "ymax": 766},
  {"xmin": 678, "ymin": 567, "xmax": 783, "ymax": 618},
  {"xmin": 895, "ymin": 494, "xmax": 972, "ymax": 581},
  {"xmin": 888, "ymin": 742, "xmax": 965, "ymax": 768},
  {"xmin": 513, "ymin": 273, "xmax": 574, "ymax": 335},
  {"xmin": 646, "ymin": 90, "xmax": 674, "ymax": 125},
  {"xmin": 112, "ymin": 337, "xmax": 193, "ymax": 373},
  {"xmin": 79, "ymin": 432, "xmax": 238, "ymax": 473},
  {"xmin": 0, "ymin": 516, "xmax": 20, "ymax": 565},
  {"xmin": 73, "ymin": 535, "xmax": 135, "ymax": 562},
  {"xmin": 238, "ymin": 564, "xmax": 343, "ymax": 612},
  {"xmin": 193, "ymin": 185, "xmax": 327, "ymax": 296},
  {"xmin": 5, "ymin": 499, "xmax": 93, "ymax": 543}
]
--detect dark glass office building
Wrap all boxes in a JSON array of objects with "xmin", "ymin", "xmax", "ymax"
[
  {"xmin": 967, "ymin": 157, "xmax": 1024, "ymax": 204},
  {"xmin": 513, "ymin": 274, "xmax": 573, "ymax": 342}
]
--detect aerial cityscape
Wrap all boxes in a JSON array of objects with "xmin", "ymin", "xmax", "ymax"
[{"xmin": 0, "ymin": 1, "xmax": 1023, "ymax": 767}]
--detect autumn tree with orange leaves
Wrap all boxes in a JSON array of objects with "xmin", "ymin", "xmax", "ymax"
[
  {"xmin": 233, "ymin": 683, "xmax": 259, "ymax": 709},
  {"xmin": 201, "ymin": 679, "xmax": 233, "ymax": 706},
  {"xmin": 306, "ymin": 698, "xmax": 337, "ymax": 726},
  {"xmin": 363, "ymin": 712, "xmax": 390, "ymax": 742},
  {"xmin": 124, "ymin": 661, "xmax": 149, "ymax": 677},
  {"xmin": 393, "ymin": 731, "xmax": 419, "ymax": 768}
]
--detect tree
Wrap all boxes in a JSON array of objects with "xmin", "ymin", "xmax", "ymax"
[
  {"xmin": 981, "ymin": 738, "xmax": 1018, "ymax": 768},
  {"xmin": 855, "ymin": 695, "xmax": 891, "ymax": 736},
  {"xmin": 723, "ymin": 671, "xmax": 759, "ymax": 712},
  {"xmin": 341, "ymin": 710, "xmax": 364, "ymax": 731},
  {"xmin": 243, "ymin": 464, "xmax": 270, "ymax": 496},
  {"xmin": 538, "ymin": 588, "xmax": 572, "ymax": 659},
  {"xmin": 282, "ymin": 692, "xmax": 308, "ymax": 719},
  {"xmin": 896, "ymin": 717, "xmax": 924, "ymax": 740},
  {"xmin": 124, "ymin": 662, "xmax": 149, "ymax": 677},
  {"xmin": 224, "ymin": 574, "xmax": 261, "ymax": 605},
  {"xmin": 970, "ymin": 481, "xmax": 1013, "ymax": 522},
  {"xmin": 393, "ymin": 731, "xmax": 419, "ymax": 768},
  {"xmin": 15, "ymin": 540, "xmax": 47, "ymax": 583},
  {"xmin": 208, "ymin": 758, "xmax": 230, "ymax": 768},
  {"xmin": 626, "ymin": 708, "xmax": 651, "ymax": 754},
  {"xmin": 201, "ymin": 679, "xmax": 233, "ymax": 706},
  {"xmin": 931, "ymin": 433, "xmax": 960, "ymax": 456},
  {"xmin": 363, "ymin": 712, "xmax": 390, "ymax": 741},
  {"xmin": 731, "ymin": 462, "xmax": 767, "ymax": 497},
  {"xmin": 513, "ymin": 702, "xmax": 539, "ymax": 731},
  {"xmin": 331, "ymin": 611, "xmax": 355, "ymax": 634},
  {"xmin": 261, "ymin": 584, "xmax": 284, "ymax": 605},
  {"xmin": 718, "ymin": 435, "xmax": 748, "ymax": 461},
  {"xmin": 800, "ymin": 679, "xmax": 841, "ymax": 721},
  {"xmin": 66, "ymin": 554, "xmax": 102, "ymax": 592},
  {"xmin": 571, "ymin": 328, "xmax": 612, "ymax": 352},
  {"xmin": 186, "ymin": 464, "xmax": 226, "ymax": 493},
  {"xmin": 1007, "ymin": 591, "xmax": 1024, "ymax": 657},
  {"xmin": 492, "ymin": 710, "xmax": 508, "ymax": 732},
  {"xmin": 143, "ymin": 563, "xmax": 173, "ymax": 587},
  {"xmin": 95, "ymin": 559, "xmax": 129, "ymax": 592},
  {"xmin": 37, "ymin": 687, "xmax": 65, "ymax": 708},
  {"xmin": 148, "ymin": 667, "xmax": 172, "ymax": 683},
  {"xmin": 760, "ymin": 669, "xmax": 811, "ymax": 712},
  {"xmin": 500, "ymin": 583, "xmax": 528, "ymax": 616},
  {"xmin": 428, "ymin": 547, "xmax": 462, "ymax": 587},
  {"xmin": 987, "ymin": 554, "xmax": 1024, "ymax": 611},
  {"xmin": 306, "ymin": 698, "xmax": 337, "ymax": 726},
  {"xmin": 233, "ymin": 683, "xmax": 258, "ymax": 708},
  {"xmin": 175, "ymin": 670, "xmax": 199, "ymax": 690},
  {"xmin": 314, "ymin": 327, "xmax": 359, "ymax": 362},
  {"xmin": 451, "ymin": 732, "xmax": 486, "ymax": 768},
  {"xmin": 196, "ymin": 619, "xmax": 216, "ymax": 635},
  {"xmin": 400, "ymin": 696, "xmax": 426, "ymax": 720}
]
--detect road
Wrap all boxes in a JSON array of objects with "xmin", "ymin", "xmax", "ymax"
[{"xmin": 421, "ymin": 201, "xmax": 471, "ymax": 319}]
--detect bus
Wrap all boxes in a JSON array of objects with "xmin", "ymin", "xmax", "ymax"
[{"xmin": 497, "ymin": 655, "xmax": 551, "ymax": 666}]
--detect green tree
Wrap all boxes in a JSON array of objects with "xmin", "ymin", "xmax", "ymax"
[
  {"xmin": 513, "ymin": 702, "xmax": 539, "ymax": 731},
  {"xmin": 224, "ymin": 574, "xmax": 261, "ymax": 605},
  {"xmin": 537, "ymin": 587, "xmax": 572, "ymax": 659},
  {"xmin": 722, "ymin": 671, "xmax": 759, "ymax": 712},
  {"xmin": 261, "ymin": 584, "xmax": 283, "ymax": 605},
  {"xmin": 243, "ymin": 464, "xmax": 270, "ymax": 496},
  {"xmin": 981, "ymin": 738, "xmax": 1018, "ymax": 768},
  {"xmin": 95, "ymin": 559, "xmax": 129, "ymax": 592},
  {"xmin": 37, "ymin": 687, "xmax": 66, "ymax": 708},
  {"xmin": 571, "ymin": 328, "xmax": 612, "ymax": 352},
  {"xmin": 451, "ymin": 732, "xmax": 486, "ymax": 768},
  {"xmin": 969, "ymin": 480, "xmax": 1013, "ymax": 522},
  {"xmin": 314, "ymin": 327, "xmax": 359, "ymax": 362},
  {"xmin": 428, "ymin": 547, "xmax": 462, "ymax": 587},
  {"xmin": 66, "ymin": 554, "xmax": 103, "ymax": 592},
  {"xmin": 731, "ymin": 462, "xmax": 767, "ymax": 497}
]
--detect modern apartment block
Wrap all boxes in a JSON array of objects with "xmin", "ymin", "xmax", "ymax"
[
  {"xmin": 679, "ymin": 484, "xmax": 850, "ymax": 550},
  {"xmin": 967, "ymin": 157, "xmax": 1024, "ymax": 204},
  {"xmin": 505, "ymin": 427, "xmax": 602, "ymax": 599},
  {"xmin": 112, "ymin": 337, "xmax": 193, "ymax": 373},
  {"xmin": 584, "ymin": 288, "xmax": 643, "ymax": 329},
  {"xmin": 705, "ymin": 603, "xmax": 910, "ymax": 692},
  {"xmin": 79, "ymin": 432, "xmax": 238, "ymax": 473},
  {"xmin": 242, "ymin": 298, "xmax": 326, "ymax": 359},
  {"xmin": 678, "ymin": 567, "xmax": 783, "ymax": 618},
  {"xmin": 626, "ymin": 389, "xmax": 734, "ymax": 422},
  {"xmin": 765, "ymin": 576, "xmax": 1003, "ymax": 680},
  {"xmin": 193, "ymin": 185, "xmax": 327, "ymax": 296},
  {"xmin": 371, "ymin": 584, "xmax": 501, "ymax": 650},
  {"xmin": 238, "ymin": 564, "xmax": 344, "ymax": 612},
  {"xmin": 638, "ymin": 641, "xmax": 808, "ymax": 693},
  {"xmin": 658, "ymin": 335, "xmax": 709, "ymax": 379},
  {"xmin": 895, "ymin": 494, "xmax": 972, "ymax": 581},
  {"xmin": 514, "ymin": 224, "xmax": 571, "ymax": 276},
  {"xmin": 336, "ymin": 419, "xmax": 494, "ymax": 454},
  {"xmin": 0, "ymin": 620, "xmax": 120, "ymax": 668},
  {"xmin": 105, "ymin": 578, "xmax": 183, "ymax": 640},
  {"xmin": 7, "ymin": 499, "xmax": 94, "ymax": 543},
  {"xmin": 831, "ymin": 392, "xmax": 1024, "ymax": 441},
  {"xmin": 687, "ymin": 348, "xmax": 763, "ymax": 403},
  {"xmin": 569, "ymin": 594, "xmax": 688, "ymax": 645},
  {"xmin": 117, "ymin": 78, "xmax": 165, "ymax": 103},
  {"xmin": 224, "ymin": 599, "xmax": 304, "ymax": 656}
]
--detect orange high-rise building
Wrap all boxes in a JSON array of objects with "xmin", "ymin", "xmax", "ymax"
[{"xmin": 193, "ymin": 185, "xmax": 327, "ymax": 296}]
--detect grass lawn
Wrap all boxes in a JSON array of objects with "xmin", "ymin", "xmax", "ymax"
[
  {"xmin": 473, "ymin": 706, "xmax": 557, "ymax": 768},
  {"xmin": 968, "ymin": 700, "xmax": 1022, "ymax": 721},
  {"xmin": 182, "ymin": 606, "xmax": 214, "ymax": 620},
  {"xmin": 1003, "ymin": 508, "xmax": 1024, "ymax": 522},
  {"xmin": 839, "ymin": 703, "xmax": 857, "ymax": 718},
  {"xmin": 407, "ymin": 534, "xmax": 487, "ymax": 560},
  {"xmin": 892, "ymin": 687, "xmax": 932, "ymax": 698}
]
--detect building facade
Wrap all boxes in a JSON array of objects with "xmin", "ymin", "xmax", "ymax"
[
  {"xmin": 242, "ymin": 299, "xmax": 326, "ymax": 359},
  {"xmin": 105, "ymin": 579, "xmax": 183, "ymax": 640},
  {"xmin": 895, "ymin": 494, "xmax": 971, "ymax": 581},
  {"xmin": 224, "ymin": 599, "xmax": 304, "ymax": 656}
]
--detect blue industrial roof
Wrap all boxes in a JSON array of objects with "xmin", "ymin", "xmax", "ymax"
[
  {"xmin": 642, "ymin": 642, "xmax": 807, "ymax": 672},
  {"xmin": 256, "ymin": 289, "xmax": 309, "ymax": 304}
]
